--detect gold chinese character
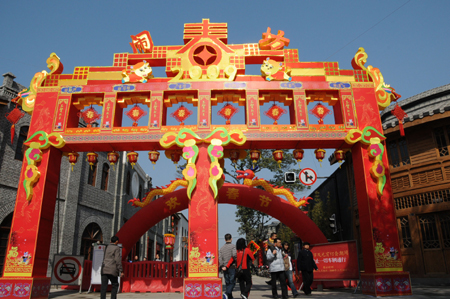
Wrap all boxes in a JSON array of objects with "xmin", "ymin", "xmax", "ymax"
[
  {"xmin": 179, "ymin": 110, "xmax": 185, "ymax": 117},
  {"xmin": 86, "ymin": 111, "xmax": 94, "ymax": 118},
  {"xmin": 165, "ymin": 197, "xmax": 180, "ymax": 210},
  {"xmin": 132, "ymin": 110, "xmax": 140, "ymax": 117},
  {"xmin": 272, "ymin": 108, "xmax": 279, "ymax": 116},
  {"xmin": 226, "ymin": 188, "xmax": 239, "ymax": 200},
  {"xmin": 259, "ymin": 195, "xmax": 271, "ymax": 207}
]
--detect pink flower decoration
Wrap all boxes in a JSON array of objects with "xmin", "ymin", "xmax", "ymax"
[
  {"xmin": 183, "ymin": 146, "xmax": 195, "ymax": 159},
  {"xmin": 211, "ymin": 145, "xmax": 223, "ymax": 158}
]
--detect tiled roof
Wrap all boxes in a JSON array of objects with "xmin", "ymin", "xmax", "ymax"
[{"xmin": 381, "ymin": 83, "xmax": 450, "ymax": 130}]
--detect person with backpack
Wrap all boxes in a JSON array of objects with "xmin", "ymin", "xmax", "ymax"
[
  {"xmin": 220, "ymin": 233, "xmax": 237, "ymax": 299},
  {"xmin": 226, "ymin": 238, "xmax": 255, "ymax": 299}
]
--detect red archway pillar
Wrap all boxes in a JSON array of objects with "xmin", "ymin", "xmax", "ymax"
[
  {"xmin": 184, "ymin": 143, "xmax": 221, "ymax": 298},
  {"xmin": 0, "ymin": 147, "xmax": 62, "ymax": 298},
  {"xmin": 351, "ymin": 85, "xmax": 411, "ymax": 296}
]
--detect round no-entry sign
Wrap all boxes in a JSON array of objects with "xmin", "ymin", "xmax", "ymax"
[
  {"xmin": 52, "ymin": 256, "xmax": 83, "ymax": 284},
  {"xmin": 299, "ymin": 168, "xmax": 317, "ymax": 186}
]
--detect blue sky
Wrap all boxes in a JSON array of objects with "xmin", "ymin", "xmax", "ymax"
[{"xmin": 2, "ymin": 0, "xmax": 449, "ymax": 246}]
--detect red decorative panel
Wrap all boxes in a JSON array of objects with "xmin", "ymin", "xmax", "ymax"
[{"xmin": 52, "ymin": 96, "xmax": 70, "ymax": 132}]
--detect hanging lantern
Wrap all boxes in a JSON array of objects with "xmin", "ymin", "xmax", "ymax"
[
  {"xmin": 391, "ymin": 104, "xmax": 408, "ymax": 136},
  {"xmin": 309, "ymin": 102, "xmax": 331, "ymax": 124},
  {"xmin": 217, "ymin": 103, "xmax": 239, "ymax": 125},
  {"xmin": 67, "ymin": 152, "xmax": 79, "ymax": 172},
  {"xmin": 78, "ymin": 105, "xmax": 102, "ymax": 127},
  {"xmin": 86, "ymin": 152, "xmax": 98, "ymax": 170},
  {"xmin": 314, "ymin": 148, "xmax": 326, "ymax": 167},
  {"xmin": 272, "ymin": 150, "xmax": 284, "ymax": 169},
  {"xmin": 126, "ymin": 103, "xmax": 147, "ymax": 127},
  {"xmin": 293, "ymin": 149, "xmax": 304, "ymax": 169},
  {"xmin": 107, "ymin": 151, "xmax": 120, "ymax": 170},
  {"xmin": 127, "ymin": 151, "xmax": 139, "ymax": 169},
  {"xmin": 250, "ymin": 149, "xmax": 261, "ymax": 166},
  {"xmin": 5, "ymin": 103, "xmax": 25, "ymax": 144},
  {"xmin": 170, "ymin": 104, "xmax": 193, "ymax": 125},
  {"xmin": 334, "ymin": 150, "xmax": 345, "ymax": 168},
  {"xmin": 148, "ymin": 150, "xmax": 160, "ymax": 170},
  {"xmin": 264, "ymin": 103, "xmax": 287, "ymax": 125},
  {"xmin": 164, "ymin": 233, "xmax": 175, "ymax": 250}
]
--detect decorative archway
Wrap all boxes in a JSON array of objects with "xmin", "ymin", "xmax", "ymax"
[
  {"xmin": 1, "ymin": 19, "xmax": 410, "ymax": 298},
  {"xmin": 116, "ymin": 183, "xmax": 327, "ymax": 259}
]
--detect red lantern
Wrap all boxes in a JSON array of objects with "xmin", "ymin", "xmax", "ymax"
[
  {"xmin": 148, "ymin": 150, "xmax": 160, "ymax": 170},
  {"xmin": 170, "ymin": 150, "xmax": 182, "ymax": 165},
  {"xmin": 272, "ymin": 150, "xmax": 284, "ymax": 168},
  {"xmin": 229, "ymin": 149, "xmax": 240, "ymax": 164},
  {"xmin": 164, "ymin": 233, "xmax": 175, "ymax": 250},
  {"xmin": 391, "ymin": 104, "xmax": 408, "ymax": 136},
  {"xmin": 334, "ymin": 150, "xmax": 345, "ymax": 168},
  {"xmin": 293, "ymin": 149, "xmax": 304, "ymax": 169},
  {"xmin": 107, "ymin": 151, "xmax": 119, "ymax": 170},
  {"xmin": 250, "ymin": 149, "xmax": 261, "ymax": 166},
  {"xmin": 67, "ymin": 152, "xmax": 79, "ymax": 171},
  {"xmin": 314, "ymin": 148, "xmax": 326, "ymax": 167},
  {"xmin": 127, "ymin": 151, "xmax": 139, "ymax": 169},
  {"xmin": 86, "ymin": 152, "xmax": 98, "ymax": 170}
]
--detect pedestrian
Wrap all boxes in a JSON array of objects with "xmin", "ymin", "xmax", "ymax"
[
  {"xmin": 134, "ymin": 255, "xmax": 139, "ymax": 262},
  {"xmin": 266, "ymin": 238, "xmax": 288, "ymax": 299},
  {"xmin": 226, "ymin": 238, "xmax": 255, "ymax": 299},
  {"xmin": 282, "ymin": 242, "xmax": 299, "ymax": 298},
  {"xmin": 143, "ymin": 257, "xmax": 148, "ymax": 261},
  {"xmin": 220, "ymin": 233, "xmax": 237, "ymax": 299},
  {"xmin": 265, "ymin": 232, "xmax": 277, "ymax": 286},
  {"xmin": 155, "ymin": 253, "xmax": 161, "ymax": 261},
  {"xmin": 296, "ymin": 242, "xmax": 318, "ymax": 296},
  {"xmin": 100, "ymin": 236, "xmax": 123, "ymax": 299}
]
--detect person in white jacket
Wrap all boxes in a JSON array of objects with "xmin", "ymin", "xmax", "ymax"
[{"xmin": 266, "ymin": 238, "xmax": 288, "ymax": 299}]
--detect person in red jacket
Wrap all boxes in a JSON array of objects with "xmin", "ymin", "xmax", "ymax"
[{"xmin": 226, "ymin": 238, "xmax": 255, "ymax": 299}]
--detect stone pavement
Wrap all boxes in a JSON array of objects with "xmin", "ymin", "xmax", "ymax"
[{"xmin": 49, "ymin": 276, "xmax": 450, "ymax": 298}]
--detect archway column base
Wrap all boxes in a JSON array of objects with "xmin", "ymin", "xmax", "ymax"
[
  {"xmin": 360, "ymin": 271, "xmax": 412, "ymax": 296},
  {"xmin": 184, "ymin": 277, "xmax": 222, "ymax": 299},
  {"xmin": 0, "ymin": 277, "xmax": 50, "ymax": 298}
]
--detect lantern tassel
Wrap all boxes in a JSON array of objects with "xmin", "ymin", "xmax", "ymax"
[
  {"xmin": 71, "ymin": 165, "xmax": 74, "ymax": 172},
  {"xmin": 10, "ymin": 124, "xmax": 15, "ymax": 144},
  {"xmin": 113, "ymin": 164, "xmax": 116, "ymax": 171},
  {"xmin": 153, "ymin": 164, "xmax": 155, "ymax": 170},
  {"xmin": 399, "ymin": 121, "xmax": 405, "ymax": 137}
]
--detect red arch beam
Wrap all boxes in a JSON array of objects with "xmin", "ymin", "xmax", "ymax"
[{"xmin": 116, "ymin": 183, "xmax": 327, "ymax": 258}]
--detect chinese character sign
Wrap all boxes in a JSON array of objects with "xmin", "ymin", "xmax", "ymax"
[{"xmin": 309, "ymin": 241, "xmax": 359, "ymax": 280}]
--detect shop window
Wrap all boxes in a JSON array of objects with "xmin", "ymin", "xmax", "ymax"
[
  {"xmin": 101, "ymin": 164, "xmax": 109, "ymax": 191},
  {"xmin": 80, "ymin": 223, "xmax": 103, "ymax": 260},
  {"xmin": 440, "ymin": 212, "xmax": 450, "ymax": 248},
  {"xmin": 434, "ymin": 126, "xmax": 449, "ymax": 157},
  {"xmin": 87, "ymin": 162, "xmax": 97, "ymax": 186},
  {"xmin": 419, "ymin": 214, "xmax": 440, "ymax": 249},
  {"xmin": 14, "ymin": 126, "xmax": 29, "ymax": 160},
  {"xmin": 399, "ymin": 216, "xmax": 412, "ymax": 248},
  {"xmin": 126, "ymin": 171, "xmax": 131, "ymax": 195},
  {"xmin": 387, "ymin": 137, "xmax": 410, "ymax": 168}
]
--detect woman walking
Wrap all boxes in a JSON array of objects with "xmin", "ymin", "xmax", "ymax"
[
  {"xmin": 282, "ymin": 242, "xmax": 299, "ymax": 298},
  {"xmin": 226, "ymin": 238, "xmax": 255, "ymax": 299}
]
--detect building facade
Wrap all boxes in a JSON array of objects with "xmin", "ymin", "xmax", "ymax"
[
  {"xmin": 0, "ymin": 73, "xmax": 174, "ymax": 276},
  {"xmin": 381, "ymin": 83, "xmax": 450, "ymax": 278}
]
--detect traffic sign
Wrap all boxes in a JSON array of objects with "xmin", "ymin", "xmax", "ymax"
[
  {"xmin": 299, "ymin": 168, "xmax": 317, "ymax": 186},
  {"xmin": 51, "ymin": 255, "xmax": 84, "ymax": 285}
]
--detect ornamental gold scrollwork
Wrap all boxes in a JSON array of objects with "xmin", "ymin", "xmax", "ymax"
[
  {"xmin": 345, "ymin": 126, "xmax": 387, "ymax": 196},
  {"xmin": 351, "ymin": 47, "xmax": 401, "ymax": 111},
  {"xmin": 23, "ymin": 131, "xmax": 65, "ymax": 201}
]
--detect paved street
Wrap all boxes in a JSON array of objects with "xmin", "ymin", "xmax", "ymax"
[{"xmin": 49, "ymin": 275, "xmax": 450, "ymax": 298}]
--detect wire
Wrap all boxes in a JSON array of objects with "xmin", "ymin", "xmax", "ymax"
[{"xmin": 326, "ymin": 0, "xmax": 411, "ymax": 60}]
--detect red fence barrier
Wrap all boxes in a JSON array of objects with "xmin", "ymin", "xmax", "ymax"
[
  {"xmin": 62, "ymin": 260, "xmax": 187, "ymax": 293},
  {"xmin": 121, "ymin": 261, "xmax": 187, "ymax": 293}
]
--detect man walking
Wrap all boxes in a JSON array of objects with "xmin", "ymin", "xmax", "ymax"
[
  {"xmin": 297, "ymin": 242, "xmax": 318, "ymax": 295},
  {"xmin": 266, "ymin": 238, "xmax": 288, "ymax": 299},
  {"xmin": 220, "ymin": 233, "xmax": 237, "ymax": 299},
  {"xmin": 265, "ymin": 233, "xmax": 277, "ymax": 286},
  {"xmin": 101, "ymin": 236, "xmax": 123, "ymax": 299}
]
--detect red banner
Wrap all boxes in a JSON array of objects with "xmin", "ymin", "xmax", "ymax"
[{"xmin": 310, "ymin": 241, "xmax": 359, "ymax": 280}]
